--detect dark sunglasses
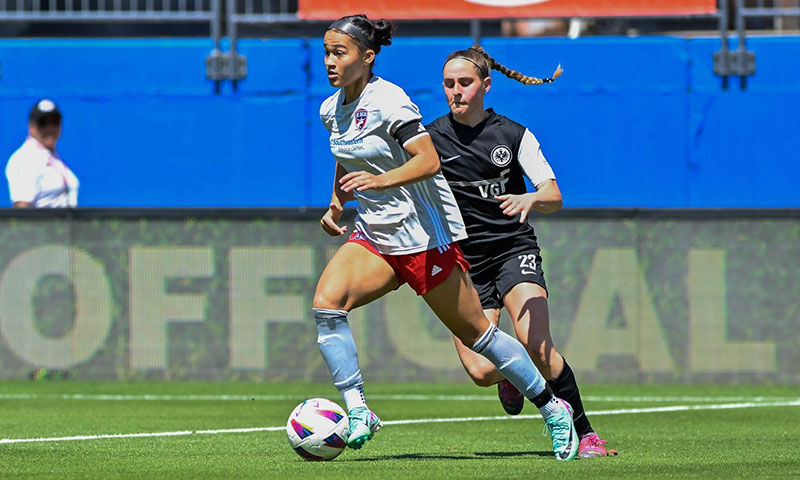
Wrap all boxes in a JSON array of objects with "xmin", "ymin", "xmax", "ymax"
[{"xmin": 36, "ymin": 117, "xmax": 61, "ymax": 127}]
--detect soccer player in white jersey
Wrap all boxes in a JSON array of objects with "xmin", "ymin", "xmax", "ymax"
[
  {"xmin": 314, "ymin": 15, "xmax": 578, "ymax": 460},
  {"xmin": 5, "ymin": 99, "xmax": 79, "ymax": 208},
  {"xmin": 426, "ymin": 46, "xmax": 616, "ymax": 458}
]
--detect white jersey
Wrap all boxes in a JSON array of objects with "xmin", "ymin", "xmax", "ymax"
[
  {"xmin": 5, "ymin": 137, "xmax": 79, "ymax": 208},
  {"xmin": 320, "ymin": 76, "xmax": 467, "ymax": 255}
]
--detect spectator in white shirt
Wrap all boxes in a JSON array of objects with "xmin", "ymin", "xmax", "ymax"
[{"xmin": 5, "ymin": 99, "xmax": 79, "ymax": 208}]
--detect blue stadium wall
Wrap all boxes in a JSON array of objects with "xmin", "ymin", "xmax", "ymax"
[{"xmin": 1, "ymin": 36, "xmax": 798, "ymax": 208}]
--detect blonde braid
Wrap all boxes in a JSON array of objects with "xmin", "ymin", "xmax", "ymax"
[{"xmin": 470, "ymin": 45, "xmax": 563, "ymax": 85}]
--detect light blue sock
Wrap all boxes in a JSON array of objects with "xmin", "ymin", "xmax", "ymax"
[
  {"xmin": 471, "ymin": 324, "xmax": 548, "ymax": 400},
  {"xmin": 315, "ymin": 308, "xmax": 366, "ymax": 411}
]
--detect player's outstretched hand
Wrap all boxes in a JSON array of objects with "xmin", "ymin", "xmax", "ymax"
[
  {"xmin": 340, "ymin": 170, "xmax": 386, "ymax": 192},
  {"xmin": 321, "ymin": 204, "xmax": 348, "ymax": 236},
  {"xmin": 495, "ymin": 193, "xmax": 535, "ymax": 224}
]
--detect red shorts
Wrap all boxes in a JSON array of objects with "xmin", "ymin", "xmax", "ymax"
[{"xmin": 347, "ymin": 231, "xmax": 471, "ymax": 295}]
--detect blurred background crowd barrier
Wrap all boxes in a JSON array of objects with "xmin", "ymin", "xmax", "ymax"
[{"xmin": 0, "ymin": 208, "xmax": 797, "ymax": 383}]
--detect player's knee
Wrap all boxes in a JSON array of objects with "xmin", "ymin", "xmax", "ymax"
[
  {"xmin": 470, "ymin": 372, "xmax": 497, "ymax": 388},
  {"xmin": 463, "ymin": 362, "xmax": 496, "ymax": 387},
  {"xmin": 312, "ymin": 289, "xmax": 347, "ymax": 311}
]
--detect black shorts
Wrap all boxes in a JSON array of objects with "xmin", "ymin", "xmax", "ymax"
[{"xmin": 468, "ymin": 243, "xmax": 547, "ymax": 310}]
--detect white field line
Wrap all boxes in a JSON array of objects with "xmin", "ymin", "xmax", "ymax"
[
  {"xmin": 384, "ymin": 400, "xmax": 800, "ymax": 426},
  {"xmin": 0, "ymin": 426, "xmax": 285, "ymax": 444},
  {"xmin": 1, "ymin": 400, "xmax": 798, "ymax": 445},
  {"xmin": 0, "ymin": 393, "xmax": 797, "ymax": 403}
]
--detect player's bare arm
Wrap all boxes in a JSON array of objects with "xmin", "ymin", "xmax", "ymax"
[
  {"xmin": 321, "ymin": 162, "xmax": 353, "ymax": 236},
  {"xmin": 495, "ymin": 179, "xmax": 563, "ymax": 222},
  {"xmin": 339, "ymin": 134, "xmax": 440, "ymax": 192},
  {"xmin": 331, "ymin": 162, "xmax": 355, "ymax": 207}
]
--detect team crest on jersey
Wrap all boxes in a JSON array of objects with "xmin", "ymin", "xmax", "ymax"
[
  {"xmin": 355, "ymin": 109, "xmax": 369, "ymax": 131},
  {"xmin": 490, "ymin": 145, "xmax": 513, "ymax": 167}
]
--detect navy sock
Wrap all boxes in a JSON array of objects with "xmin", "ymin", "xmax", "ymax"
[{"xmin": 547, "ymin": 358, "xmax": 593, "ymax": 437}]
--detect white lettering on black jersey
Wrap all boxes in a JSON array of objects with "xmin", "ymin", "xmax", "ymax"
[{"xmin": 426, "ymin": 109, "xmax": 555, "ymax": 265}]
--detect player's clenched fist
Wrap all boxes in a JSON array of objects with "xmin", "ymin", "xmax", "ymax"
[{"xmin": 320, "ymin": 203, "xmax": 348, "ymax": 236}]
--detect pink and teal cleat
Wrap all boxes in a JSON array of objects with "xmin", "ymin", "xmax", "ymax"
[
  {"xmin": 346, "ymin": 407, "xmax": 382, "ymax": 450},
  {"xmin": 578, "ymin": 432, "xmax": 618, "ymax": 457},
  {"xmin": 544, "ymin": 398, "xmax": 579, "ymax": 461}
]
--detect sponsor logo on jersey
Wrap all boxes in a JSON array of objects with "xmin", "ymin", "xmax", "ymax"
[
  {"xmin": 440, "ymin": 154, "xmax": 461, "ymax": 163},
  {"xmin": 331, "ymin": 137, "xmax": 365, "ymax": 153},
  {"xmin": 331, "ymin": 138, "xmax": 364, "ymax": 146},
  {"xmin": 447, "ymin": 168, "xmax": 511, "ymax": 198},
  {"xmin": 355, "ymin": 108, "xmax": 368, "ymax": 131},
  {"xmin": 490, "ymin": 145, "xmax": 513, "ymax": 167}
]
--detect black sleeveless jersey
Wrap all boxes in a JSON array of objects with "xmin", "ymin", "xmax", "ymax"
[{"xmin": 426, "ymin": 109, "xmax": 545, "ymax": 270}]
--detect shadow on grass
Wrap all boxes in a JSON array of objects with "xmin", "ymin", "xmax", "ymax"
[
  {"xmin": 350, "ymin": 450, "xmax": 551, "ymax": 461},
  {"xmin": 476, "ymin": 451, "xmax": 552, "ymax": 458}
]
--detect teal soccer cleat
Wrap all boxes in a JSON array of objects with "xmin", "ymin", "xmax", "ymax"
[
  {"xmin": 544, "ymin": 399, "xmax": 579, "ymax": 461},
  {"xmin": 346, "ymin": 407, "xmax": 382, "ymax": 450}
]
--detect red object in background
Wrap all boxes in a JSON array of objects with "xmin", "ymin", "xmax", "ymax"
[{"xmin": 299, "ymin": 0, "xmax": 717, "ymax": 20}]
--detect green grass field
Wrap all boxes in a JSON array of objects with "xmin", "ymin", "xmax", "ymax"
[{"xmin": 0, "ymin": 381, "xmax": 798, "ymax": 479}]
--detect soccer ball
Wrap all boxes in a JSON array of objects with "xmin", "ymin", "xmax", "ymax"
[{"xmin": 286, "ymin": 398, "xmax": 349, "ymax": 461}]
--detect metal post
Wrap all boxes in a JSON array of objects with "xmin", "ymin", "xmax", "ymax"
[
  {"xmin": 470, "ymin": 19, "xmax": 481, "ymax": 45},
  {"xmin": 736, "ymin": 0, "xmax": 746, "ymax": 53},
  {"xmin": 713, "ymin": 0, "xmax": 754, "ymax": 81},
  {"xmin": 211, "ymin": 0, "xmax": 221, "ymax": 93},
  {"xmin": 211, "ymin": 0, "xmax": 221, "ymax": 54},
  {"xmin": 719, "ymin": 0, "xmax": 729, "ymax": 88},
  {"xmin": 736, "ymin": 0, "xmax": 751, "ymax": 87},
  {"xmin": 228, "ymin": 0, "xmax": 238, "ymax": 90}
]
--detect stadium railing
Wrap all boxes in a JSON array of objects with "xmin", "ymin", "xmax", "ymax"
[
  {"xmin": 2, "ymin": 0, "xmax": 798, "ymax": 86},
  {"xmin": 0, "ymin": 0, "xmax": 224, "ymax": 84},
  {"xmin": 222, "ymin": 0, "xmax": 795, "ymax": 86},
  {"xmin": 715, "ymin": 0, "xmax": 800, "ymax": 81}
]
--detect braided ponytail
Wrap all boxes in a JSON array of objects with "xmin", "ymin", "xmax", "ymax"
[{"xmin": 469, "ymin": 45, "xmax": 563, "ymax": 85}]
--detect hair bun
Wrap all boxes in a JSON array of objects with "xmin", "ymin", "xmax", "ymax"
[{"xmin": 371, "ymin": 19, "xmax": 394, "ymax": 48}]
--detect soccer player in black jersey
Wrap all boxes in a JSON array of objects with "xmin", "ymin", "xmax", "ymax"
[{"xmin": 426, "ymin": 46, "xmax": 615, "ymax": 458}]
